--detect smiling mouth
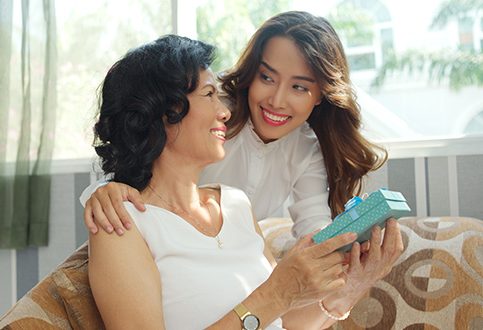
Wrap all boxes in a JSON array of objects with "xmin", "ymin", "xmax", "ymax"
[
  {"xmin": 210, "ymin": 129, "xmax": 226, "ymax": 141},
  {"xmin": 261, "ymin": 107, "xmax": 291, "ymax": 126}
]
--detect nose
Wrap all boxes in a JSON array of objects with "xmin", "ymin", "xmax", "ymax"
[
  {"xmin": 217, "ymin": 102, "xmax": 231, "ymax": 123},
  {"xmin": 268, "ymin": 85, "xmax": 286, "ymax": 109}
]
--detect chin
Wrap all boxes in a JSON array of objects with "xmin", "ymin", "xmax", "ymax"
[
  {"xmin": 253, "ymin": 118, "xmax": 287, "ymax": 141},
  {"xmin": 208, "ymin": 150, "xmax": 226, "ymax": 164},
  {"xmin": 257, "ymin": 127, "xmax": 287, "ymax": 143},
  {"xmin": 216, "ymin": 152, "xmax": 226, "ymax": 161}
]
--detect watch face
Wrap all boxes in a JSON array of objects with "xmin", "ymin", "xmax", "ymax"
[{"xmin": 243, "ymin": 314, "xmax": 260, "ymax": 330}]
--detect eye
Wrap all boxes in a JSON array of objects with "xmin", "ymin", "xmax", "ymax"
[
  {"xmin": 260, "ymin": 72, "xmax": 274, "ymax": 83},
  {"xmin": 205, "ymin": 91, "xmax": 214, "ymax": 97},
  {"xmin": 293, "ymin": 84, "xmax": 309, "ymax": 92}
]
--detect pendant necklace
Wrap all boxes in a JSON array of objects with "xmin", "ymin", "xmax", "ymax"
[{"xmin": 148, "ymin": 185, "xmax": 223, "ymax": 249}]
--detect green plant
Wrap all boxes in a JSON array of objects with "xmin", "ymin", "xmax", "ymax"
[{"xmin": 371, "ymin": 0, "xmax": 483, "ymax": 90}]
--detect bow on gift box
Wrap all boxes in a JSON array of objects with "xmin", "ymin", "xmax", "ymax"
[{"xmin": 336, "ymin": 196, "xmax": 363, "ymax": 223}]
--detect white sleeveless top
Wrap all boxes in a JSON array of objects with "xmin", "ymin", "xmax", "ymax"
[{"xmin": 125, "ymin": 184, "xmax": 283, "ymax": 330}]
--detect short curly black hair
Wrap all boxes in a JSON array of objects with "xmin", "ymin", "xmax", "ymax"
[{"xmin": 94, "ymin": 35, "xmax": 215, "ymax": 190}]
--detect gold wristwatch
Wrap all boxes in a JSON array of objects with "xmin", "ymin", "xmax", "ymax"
[{"xmin": 233, "ymin": 303, "xmax": 260, "ymax": 330}]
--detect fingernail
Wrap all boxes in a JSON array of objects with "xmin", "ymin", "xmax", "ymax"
[
  {"xmin": 90, "ymin": 227, "xmax": 98, "ymax": 234},
  {"xmin": 125, "ymin": 222, "xmax": 132, "ymax": 230},
  {"xmin": 107, "ymin": 226, "xmax": 114, "ymax": 233},
  {"xmin": 116, "ymin": 228, "xmax": 124, "ymax": 235}
]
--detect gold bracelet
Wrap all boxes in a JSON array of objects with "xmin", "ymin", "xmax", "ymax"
[{"xmin": 318, "ymin": 300, "xmax": 350, "ymax": 321}]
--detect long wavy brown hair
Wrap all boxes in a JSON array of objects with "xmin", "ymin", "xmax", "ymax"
[{"xmin": 220, "ymin": 11, "xmax": 387, "ymax": 218}]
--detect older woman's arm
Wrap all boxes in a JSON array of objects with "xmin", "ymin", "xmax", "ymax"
[
  {"xmin": 89, "ymin": 211, "xmax": 358, "ymax": 330},
  {"xmin": 89, "ymin": 225, "xmax": 165, "ymax": 330},
  {"xmin": 247, "ymin": 218, "xmax": 349, "ymax": 330},
  {"xmin": 206, "ymin": 225, "xmax": 356, "ymax": 329}
]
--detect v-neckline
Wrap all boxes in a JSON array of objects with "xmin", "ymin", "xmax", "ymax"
[{"xmin": 144, "ymin": 184, "xmax": 225, "ymax": 239}]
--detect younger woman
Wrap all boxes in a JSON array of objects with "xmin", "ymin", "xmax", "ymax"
[{"xmin": 82, "ymin": 11, "xmax": 387, "ymax": 239}]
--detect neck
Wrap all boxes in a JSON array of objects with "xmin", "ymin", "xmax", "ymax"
[
  {"xmin": 143, "ymin": 149, "xmax": 223, "ymax": 240},
  {"xmin": 142, "ymin": 149, "xmax": 205, "ymax": 210}
]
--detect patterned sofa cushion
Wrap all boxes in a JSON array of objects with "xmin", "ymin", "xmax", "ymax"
[
  {"xmin": 260, "ymin": 216, "xmax": 483, "ymax": 330},
  {"xmin": 0, "ymin": 243, "xmax": 104, "ymax": 329}
]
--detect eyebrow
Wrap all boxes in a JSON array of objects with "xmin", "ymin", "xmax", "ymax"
[
  {"xmin": 200, "ymin": 83, "xmax": 216, "ymax": 91},
  {"xmin": 260, "ymin": 61, "xmax": 316, "ymax": 83}
]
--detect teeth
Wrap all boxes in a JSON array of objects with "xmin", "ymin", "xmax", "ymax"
[
  {"xmin": 210, "ymin": 130, "xmax": 225, "ymax": 138},
  {"xmin": 263, "ymin": 110, "xmax": 289, "ymax": 122}
]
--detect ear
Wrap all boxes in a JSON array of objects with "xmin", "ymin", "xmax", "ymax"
[{"xmin": 315, "ymin": 97, "xmax": 322, "ymax": 106}]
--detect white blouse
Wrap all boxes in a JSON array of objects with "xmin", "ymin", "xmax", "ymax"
[
  {"xmin": 80, "ymin": 120, "xmax": 332, "ymax": 238},
  {"xmin": 125, "ymin": 185, "xmax": 283, "ymax": 329}
]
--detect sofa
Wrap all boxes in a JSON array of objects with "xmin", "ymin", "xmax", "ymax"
[{"xmin": 1, "ymin": 216, "xmax": 482, "ymax": 329}]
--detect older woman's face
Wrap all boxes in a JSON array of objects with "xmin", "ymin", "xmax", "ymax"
[
  {"xmin": 164, "ymin": 69, "xmax": 231, "ymax": 167},
  {"xmin": 247, "ymin": 36, "xmax": 322, "ymax": 143}
]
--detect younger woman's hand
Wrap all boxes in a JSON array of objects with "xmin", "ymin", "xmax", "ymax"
[
  {"xmin": 343, "ymin": 219, "xmax": 404, "ymax": 295},
  {"xmin": 84, "ymin": 182, "xmax": 145, "ymax": 235},
  {"xmin": 268, "ymin": 232, "xmax": 357, "ymax": 311}
]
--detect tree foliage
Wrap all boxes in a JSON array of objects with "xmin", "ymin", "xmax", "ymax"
[
  {"xmin": 372, "ymin": 0, "xmax": 483, "ymax": 90},
  {"xmin": 372, "ymin": 49, "xmax": 483, "ymax": 90},
  {"xmin": 431, "ymin": 0, "xmax": 483, "ymax": 28},
  {"xmin": 328, "ymin": 2, "xmax": 375, "ymax": 47},
  {"xmin": 196, "ymin": 0, "xmax": 292, "ymax": 73}
]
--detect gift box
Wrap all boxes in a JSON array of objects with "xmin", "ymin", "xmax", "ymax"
[{"xmin": 312, "ymin": 188, "xmax": 411, "ymax": 252}]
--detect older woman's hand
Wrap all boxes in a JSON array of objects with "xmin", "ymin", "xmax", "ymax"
[{"xmin": 267, "ymin": 232, "xmax": 357, "ymax": 311}]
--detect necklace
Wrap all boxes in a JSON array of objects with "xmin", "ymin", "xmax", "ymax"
[{"xmin": 148, "ymin": 185, "xmax": 223, "ymax": 249}]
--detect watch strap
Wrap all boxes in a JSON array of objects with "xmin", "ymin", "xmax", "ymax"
[{"xmin": 233, "ymin": 303, "xmax": 251, "ymax": 319}]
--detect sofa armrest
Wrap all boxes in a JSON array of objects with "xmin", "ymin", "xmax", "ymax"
[{"xmin": 0, "ymin": 242, "xmax": 104, "ymax": 329}]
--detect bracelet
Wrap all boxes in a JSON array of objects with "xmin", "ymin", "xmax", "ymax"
[{"xmin": 318, "ymin": 300, "xmax": 351, "ymax": 321}]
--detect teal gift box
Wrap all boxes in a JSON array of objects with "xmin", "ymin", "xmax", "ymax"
[{"xmin": 312, "ymin": 188, "xmax": 411, "ymax": 252}]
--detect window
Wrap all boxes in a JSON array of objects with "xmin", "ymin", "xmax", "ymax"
[
  {"xmin": 54, "ymin": 0, "xmax": 172, "ymax": 159},
  {"xmin": 458, "ymin": 10, "xmax": 483, "ymax": 52},
  {"xmin": 480, "ymin": 16, "xmax": 483, "ymax": 50},
  {"xmin": 6, "ymin": 0, "xmax": 172, "ymax": 161},
  {"xmin": 459, "ymin": 16, "xmax": 475, "ymax": 51},
  {"xmin": 331, "ymin": 0, "xmax": 394, "ymax": 72},
  {"xmin": 346, "ymin": 0, "xmax": 483, "ymax": 140},
  {"xmin": 7, "ymin": 0, "xmax": 481, "ymax": 163}
]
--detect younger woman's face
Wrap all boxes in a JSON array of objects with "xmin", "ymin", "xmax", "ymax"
[{"xmin": 247, "ymin": 36, "xmax": 322, "ymax": 143}]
